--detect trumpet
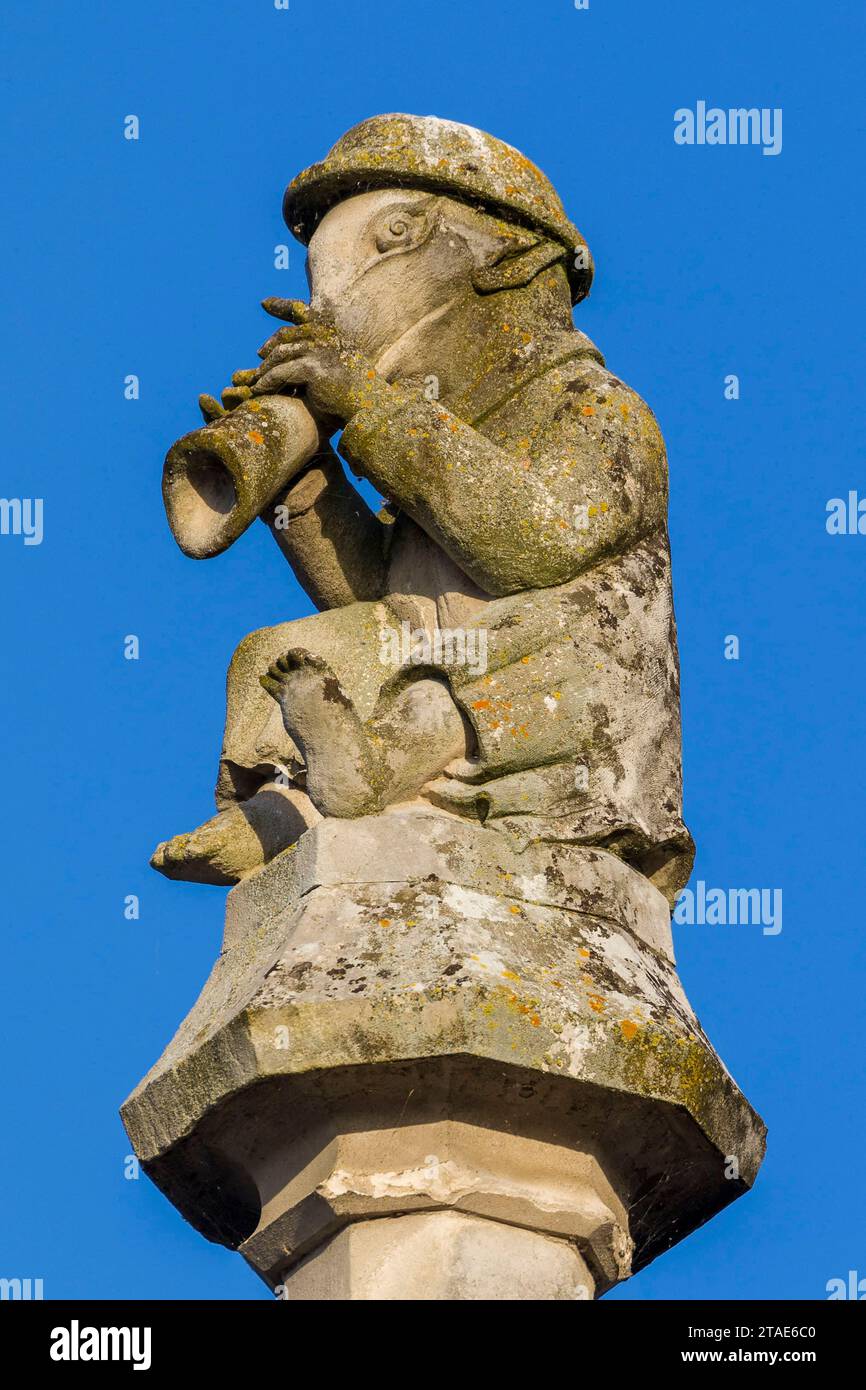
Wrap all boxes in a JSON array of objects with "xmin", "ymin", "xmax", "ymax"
[{"xmin": 162, "ymin": 395, "xmax": 320, "ymax": 558}]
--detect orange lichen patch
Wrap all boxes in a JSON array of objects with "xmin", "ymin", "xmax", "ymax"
[
  {"xmin": 247, "ymin": 430, "xmax": 265, "ymax": 445},
  {"xmin": 378, "ymin": 918, "xmax": 391, "ymax": 928},
  {"xmin": 530, "ymin": 1015, "xmax": 541, "ymax": 1027},
  {"xmin": 508, "ymin": 906, "xmax": 521, "ymax": 916},
  {"xmin": 620, "ymin": 403, "xmax": 630, "ymax": 417},
  {"xmin": 581, "ymin": 406, "xmax": 595, "ymax": 416},
  {"xmin": 366, "ymin": 370, "xmax": 376, "ymax": 380},
  {"xmin": 588, "ymin": 994, "xmax": 606, "ymax": 1013},
  {"xmin": 578, "ymin": 947, "xmax": 591, "ymax": 958},
  {"xmin": 472, "ymin": 699, "xmax": 491, "ymax": 710},
  {"xmin": 620, "ymin": 1020, "xmax": 640, "ymax": 1041}
]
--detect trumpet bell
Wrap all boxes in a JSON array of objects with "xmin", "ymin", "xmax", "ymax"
[{"xmin": 162, "ymin": 395, "xmax": 320, "ymax": 558}]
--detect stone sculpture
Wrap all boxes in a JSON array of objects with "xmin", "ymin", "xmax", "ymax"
[{"xmin": 122, "ymin": 116, "xmax": 765, "ymax": 1301}]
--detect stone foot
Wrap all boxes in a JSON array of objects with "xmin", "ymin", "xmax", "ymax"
[
  {"xmin": 261, "ymin": 648, "xmax": 468, "ymax": 817},
  {"xmin": 151, "ymin": 784, "xmax": 321, "ymax": 885}
]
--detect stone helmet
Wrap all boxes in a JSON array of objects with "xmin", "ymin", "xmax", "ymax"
[{"xmin": 283, "ymin": 114, "xmax": 594, "ymax": 304}]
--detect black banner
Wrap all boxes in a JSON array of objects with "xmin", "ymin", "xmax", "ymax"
[{"xmin": 1, "ymin": 1299, "xmax": 859, "ymax": 1374}]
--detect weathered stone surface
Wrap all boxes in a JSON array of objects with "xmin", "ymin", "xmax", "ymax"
[
  {"xmin": 122, "ymin": 813, "xmax": 765, "ymax": 1297},
  {"xmin": 128, "ymin": 115, "xmax": 766, "ymax": 1298},
  {"xmin": 275, "ymin": 1212, "xmax": 597, "ymax": 1302}
]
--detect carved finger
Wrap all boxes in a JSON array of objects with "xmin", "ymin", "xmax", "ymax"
[
  {"xmin": 251, "ymin": 362, "xmax": 310, "ymax": 394},
  {"xmin": 257, "ymin": 323, "xmax": 318, "ymax": 359},
  {"xmin": 262, "ymin": 297, "xmax": 313, "ymax": 325},
  {"xmin": 221, "ymin": 385, "xmax": 253, "ymax": 409},
  {"xmin": 231, "ymin": 369, "xmax": 258, "ymax": 386},
  {"xmin": 198, "ymin": 393, "xmax": 225, "ymax": 422},
  {"xmin": 252, "ymin": 342, "xmax": 312, "ymax": 377}
]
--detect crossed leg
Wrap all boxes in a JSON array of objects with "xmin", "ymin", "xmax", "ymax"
[{"xmin": 151, "ymin": 600, "xmax": 470, "ymax": 885}]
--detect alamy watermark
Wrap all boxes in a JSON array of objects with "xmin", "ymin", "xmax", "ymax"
[
  {"xmin": 826, "ymin": 1270, "xmax": 865, "ymax": 1299},
  {"xmin": 0, "ymin": 497, "xmax": 43, "ymax": 546},
  {"xmin": 674, "ymin": 880, "xmax": 782, "ymax": 936},
  {"xmin": 826, "ymin": 491, "xmax": 866, "ymax": 535},
  {"xmin": 1, "ymin": 1276, "xmax": 44, "ymax": 1300},
  {"xmin": 674, "ymin": 102, "xmax": 782, "ymax": 157},
  {"xmin": 379, "ymin": 620, "xmax": 488, "ymax": 677}
]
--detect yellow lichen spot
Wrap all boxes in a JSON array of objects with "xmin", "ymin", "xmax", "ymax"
[
  {"xmin": 620, "ymin": 1020, "xmax": 639, "ymax": 1041},
  {"xmin": 248, "ymin": 400, "xmax": 261, "ymax": 412},
  {"xmin": 578, "ymin": 947, "xmax": 591, "ymax": 958},
  {"xmin": 600, "ymin": 501, "xmax": 609, "ymax": 513},
  {"xmin": 502, "ymin": 969, "xmax": 520, "ymax": 980},
  {"xmin": 508, "ymin": 906, "xmax": 521, "ymax": 915},
  {"xmin": 247, "ymin": 430, "xmax": 265, "ymax": 445}
]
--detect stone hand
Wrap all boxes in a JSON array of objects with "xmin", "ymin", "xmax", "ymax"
[{"xmin": 246, "ymin": 297, "xmax": 381, "ymax": 426}]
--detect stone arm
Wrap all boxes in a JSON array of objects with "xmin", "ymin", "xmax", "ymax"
[
  {"xmin": 338, "ymin": 363, "xmax": 669, "ymax": 597},
  {"xmin": 262, "ymin": 442, "xmax": 390, "ymax": 610}
]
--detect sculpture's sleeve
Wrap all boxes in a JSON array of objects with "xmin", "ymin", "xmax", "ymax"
[
  {"xmin": 338, "ymin": 362, "xmax": 668, "ymax": 597},
  {"xmin": 263, "ymin": 443, "xmax": 390, "ymax": 610}
]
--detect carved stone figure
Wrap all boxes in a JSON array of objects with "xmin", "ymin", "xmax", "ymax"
[
  {"xmin": 152, "ymin": 113, "xmax": 694, "ymax": 903},
  {"xmin": 123, "ymin": 117, "xmax": 764, "ymax": 1301}
]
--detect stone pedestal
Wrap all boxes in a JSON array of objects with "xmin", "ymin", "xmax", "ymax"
[{"xmin": 121, "ymin": 810, "xmax": 765, "ymax": 1300}]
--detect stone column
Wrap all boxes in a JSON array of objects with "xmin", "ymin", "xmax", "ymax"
[{"xmin": 121, "ymin": 811, "xmax": 765, "ymax": 1300}]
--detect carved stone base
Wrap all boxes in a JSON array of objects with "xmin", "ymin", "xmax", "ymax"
[
  {"xmin": 121, "ymin": 810, "xmax": 765, "ymax": 1299},
  {"xmin": 276, "ymin": 1211, "xmax": 596, "ymax": 1301}
]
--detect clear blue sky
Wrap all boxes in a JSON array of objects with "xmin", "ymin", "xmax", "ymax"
[{"xmin": 1, "ymin": 0, "xmax": 863, "ymax": 1300}]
